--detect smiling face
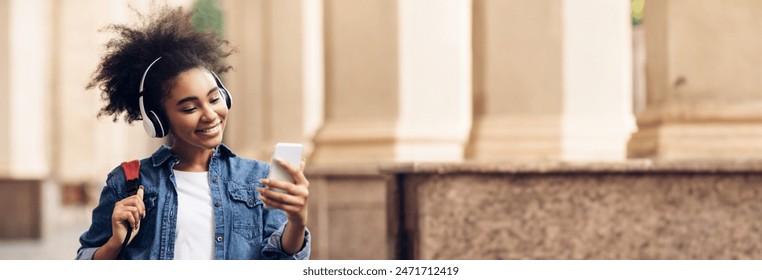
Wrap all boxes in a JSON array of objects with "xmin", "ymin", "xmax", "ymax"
[{"xmin": 162, "ymin": 67, "xmax": 228, "ymax": 154}]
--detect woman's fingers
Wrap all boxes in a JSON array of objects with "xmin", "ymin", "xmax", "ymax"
[
  {"xmin": 259, "ymin": 179, "xmax": 308, "ymax": 203},
  {"xmin": 262, "ymin": 159, "xmax": 310, "ymax": 224},
  {"xmin": 258, "ymin": 187, "xmax": 306, "ymax": 206},
  {"xmin": 114, "ymin": 205, "xmax": 138, "ymax": 229},
  {"xmin": 137, "ymin": 186, "xmax": 146, "ymax": 218},
  {"xmin": 260, "ymin": 178, "xmax": 303, "ymax": 195},
  {"xmin": 257, "ymin": 180, "xmax": 309, "ymax": 218},
  {"xmin": 258, "ymin": 194, "xmax": 303, "ymax": 213},
  {"xmin": 113, "ymin": 187, "xmax": 146, "ymax": 230},
  {"xmin": 276, "ymin": 159, "xmax": 309, "ymax": 187},
  {"xmin": 257, "ymin": 189, "xmax": 306, "ymax": 213}
]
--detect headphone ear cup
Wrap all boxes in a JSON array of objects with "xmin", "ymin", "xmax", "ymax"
[
  {"xmin": 210, "ymin": 71, "xmax": 232, "ymax": 109},
  {"xmin": 146, "ymin": 109, "xmax": 169, "ymax": 138},
  {"xmin": 139, "ymin": 95, "xmax": 169, "ymax": 138},
  {"xmin": 219, "ymin": 88, "xmax": 232, "ymax": 109}
]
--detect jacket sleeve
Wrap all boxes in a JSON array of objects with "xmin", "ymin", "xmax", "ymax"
[
  {"xmin": 261, "ymin": 221, "xmax": 311, "ymax": 260},
  {"xmin": 260, "ymin": 205, "xmax": 311, "ymax": 260},
  {"xmin": 75, "ymin": 169, "xmax": 123, "ymax": 260}
]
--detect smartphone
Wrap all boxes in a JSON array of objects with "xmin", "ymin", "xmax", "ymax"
[{"xmin": 266, "ymin": 143, "xmax": 304, "ymax": 194}]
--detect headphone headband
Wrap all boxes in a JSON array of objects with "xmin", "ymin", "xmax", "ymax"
[{"xmin": 139, "ymin": 57, "xmax": 163, "ymax": 94}]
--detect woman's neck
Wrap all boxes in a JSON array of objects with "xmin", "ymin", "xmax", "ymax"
[{"xmin": 170, "ymin": 145, "xmax": 215, "ymax": 172}]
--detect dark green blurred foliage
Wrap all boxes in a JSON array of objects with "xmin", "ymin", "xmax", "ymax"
[
  {"xmin": 191, "ymin": 0, "xmax": 224, "ymax": 35},
  {"xmin": 632, "ymin": 0, "xmax": 644, "ymax": 26}
]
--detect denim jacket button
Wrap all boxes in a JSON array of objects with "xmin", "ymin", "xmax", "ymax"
[
  {"xmin": 248, "ymin": 198, "xmax": 254, "ymax": 204},
  {"xmin": 213, "ymin": 178, "xmax": 219, "ymax": 183},
  {"xmin": 215, "ymin": 201, "xmax": 221, "ymax": 207},
  {"xmin": 217, "ymin": 236, "xmax": 223, "ymax": 242}
]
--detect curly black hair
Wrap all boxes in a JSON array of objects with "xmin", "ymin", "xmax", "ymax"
[{"xmin": 87, "ymin": 5, "xmax": 234, "ymax": 124}]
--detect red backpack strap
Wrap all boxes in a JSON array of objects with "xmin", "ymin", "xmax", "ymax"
[
  {"xmin": 118, "ymin": 159, "xmax": 141, "ymax": 259},
  {"xmin": 120, "ymin": 160, "xmax": 141, "ymax": 195}
]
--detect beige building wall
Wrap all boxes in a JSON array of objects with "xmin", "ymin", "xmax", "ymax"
[
  {"xmin": 315, "ymin": 0, "xmax": 400, "ymax": 162},
  {"xmin": 468, "ymin": 0, "xmax": 564, "ymax": 160},
  {"xmin": 0, "ymin": 0, "xmax": 636, "ymax": 178},
  {"xmin": 0, "ymin": 0, "xmax": 194, "ymax": 213},
  {"xmin": 222, "ymin": 0, "xmax": 323, "ymax": 161},
  {"xmin": 52, "ymin": 0, "xmax": 190, "ymax": 190},
  {"xmin": 468, "ymin": 0, "xmax": 634, "ymax": 161},
  {"xmin": 311, "ymin": 0, "xmax": 472, "ymax": 163},
  {"xmin": 628, "ymin": 0, "xmax": 762, "ymax": 159},
  {"xmin": 0, "ymin": 0, "xmax": 53, "ymax": 179},
  {"xmin": 9, "ymin": 1, "xmax": 762, "ymax": 195}
]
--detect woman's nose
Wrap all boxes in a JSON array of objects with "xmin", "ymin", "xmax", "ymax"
[{"xmin": 200, "ymin": 104, "xmax": 217, "ymax": 121}]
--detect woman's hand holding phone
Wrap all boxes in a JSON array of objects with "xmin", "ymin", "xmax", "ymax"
[{"xmin": 258, "ymin": 143, "xmax": 310, "ymax": 226}]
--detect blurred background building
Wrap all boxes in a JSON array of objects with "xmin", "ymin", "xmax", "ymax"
[{"xmin": 2, "ymin": 0, "xmax": 762, "ymax": 259}]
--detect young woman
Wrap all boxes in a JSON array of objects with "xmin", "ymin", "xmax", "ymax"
[{"xmin": 76, "ymin": 6, "xmax": 310, "ymax": 260}]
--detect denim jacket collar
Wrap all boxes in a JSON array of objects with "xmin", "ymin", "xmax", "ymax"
[{"xmin": 150, "ymin": 144, "xmax": 237, "ymax": 167}]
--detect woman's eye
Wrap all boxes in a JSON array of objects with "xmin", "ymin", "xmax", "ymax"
[
  {"xmin": 211, "ymin": 97, "xmax": 221, "ymax": 104},
  {"xmin": 182, "ymin": 107, "xmax": 197, "ymax": 113}
]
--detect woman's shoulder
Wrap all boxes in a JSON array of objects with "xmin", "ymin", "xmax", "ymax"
[{"xmin": 104, "ymin": 156, "xmax": 152, "ymax": 184}]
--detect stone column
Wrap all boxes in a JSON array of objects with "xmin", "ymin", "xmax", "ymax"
[
  {"xmin": 561, "ymin": 0, "xmax": 635, "ymax": 160},
  {"xmin": 0, "ymin": 0, "xmax": 10, "ymax": 176},
  {"xmin": 223, "ymin": 0, "xmax": 324, "ymax": 161},
  {"xmin": 0, "ymin": 0, "xmax": 53, "ymax": 178},
  {"xmin": 467, "ymin": 0, "xmax": 563, "ymax": 161},
  {"xmin": 0, "ymin": 0, "xmax": 53, "ymax": 239},
  {"xmin": 628, "ymin": 0, "xmax": 762, "ymax": 160},
  {"xmin": 312, "ymin": 0, "xmax": 472, "ymax": 163},
  {"xmin": 467, "ymin": 0, "xmax": 635, "ymax": 161}
]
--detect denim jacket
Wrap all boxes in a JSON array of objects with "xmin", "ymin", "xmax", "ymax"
[{"xmin": 76, "ymin": 144, "xmax": 310, "ymax": 260}]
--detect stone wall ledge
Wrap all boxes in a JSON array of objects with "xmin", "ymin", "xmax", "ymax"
[
  {"xmin": 378, "ymin": 159, "xmax": 762, "ymax": 174},
  {"xmin": 305, "ymin": 160, "xmax": 762, "ymax": 259}
]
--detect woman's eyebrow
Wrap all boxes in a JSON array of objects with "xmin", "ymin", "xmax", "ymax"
[{"xmin": 175, "ymin": 87, "xmax": 219, "ymax": 105}]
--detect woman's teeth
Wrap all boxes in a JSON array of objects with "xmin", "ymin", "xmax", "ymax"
[{"xmin": 198, "ymin": 123, "xmax": 220, "ymax": 133}]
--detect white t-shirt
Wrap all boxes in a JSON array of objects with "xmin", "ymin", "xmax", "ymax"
[{"xmin": 172, "ymin": 169, "xmax": 214, "ymax": 260}]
